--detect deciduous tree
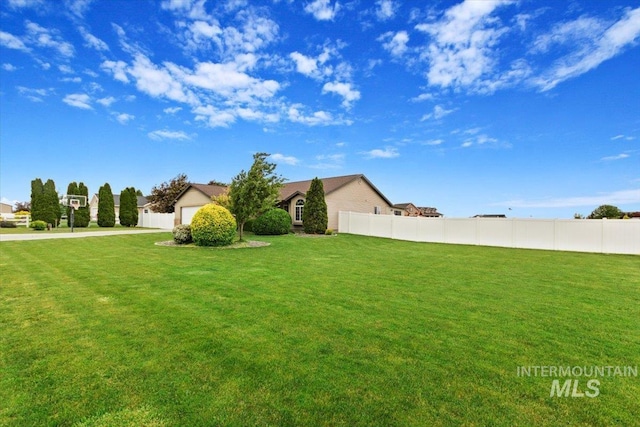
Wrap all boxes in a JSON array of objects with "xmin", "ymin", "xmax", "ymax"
[
  {"xmin": 229, "ymin": 153, "xmax": 284, "ymax": 240},
  {"xmin": 588, "ymin": 205, "xmax": 623, "ymax": 219},
  {"xmin": 147, "ymin": 173, "xmax": 189, "ymax": 213}
]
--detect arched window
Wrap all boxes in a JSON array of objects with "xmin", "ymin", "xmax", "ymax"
[{"xmin": 295, "ymin": 199, "xmax": 304, "ymax": 222}]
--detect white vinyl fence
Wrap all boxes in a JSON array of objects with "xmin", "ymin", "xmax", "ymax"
[
  {"xmin": 138, "ymin": 212, "xmax": 175, "ymax": 230},
  {"xmin": 338, "ymin": 212, "xmax": 640, "ymax": 255},
  {"xmin": 1, "ymin": 213, "xmax": 30, "ymax": 227}
]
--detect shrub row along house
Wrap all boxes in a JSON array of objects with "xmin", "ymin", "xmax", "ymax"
[{"xmin": 173, "ymin": 173, "xmax": 441, "ymax": 230}]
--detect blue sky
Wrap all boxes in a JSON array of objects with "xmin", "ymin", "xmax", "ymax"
[{"xmin": 1, "ymin": 0, "xmax": 639, "ymax": 218}]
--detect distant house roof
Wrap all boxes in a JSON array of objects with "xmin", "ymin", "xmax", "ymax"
[
  {"xmin": 173, "ymin": 183, "xmax": 227, "ymax": 203},
  {"xmin": 393, "ymin": 203, "xmax": 413, "ymax": 210},
  {"xmin": 279, "ymin": 174, "xmax": 393, "ymax": 206},
  {"xmin": 112, "ymin": 195, "xmax": 148, "ymax": 208},
  {"xmin": 418, "ymin": 207, "xmax": 443, "ymax": 217}
]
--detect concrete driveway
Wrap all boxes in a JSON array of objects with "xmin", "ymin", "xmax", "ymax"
[{"xmin": 0, "ymin": 229, "xmax": 169, "ymax": 242}]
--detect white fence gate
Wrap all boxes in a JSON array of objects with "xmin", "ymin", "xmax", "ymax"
[
  {"xmin": 338, "ymin": 212, "xmax": 640, "ymax": 255},
  {"xmin": 138, "ymin": 212, "xmax": 175, "ymax": 230}
]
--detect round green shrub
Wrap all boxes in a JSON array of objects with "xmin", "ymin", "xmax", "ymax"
[
  {"xmin": 253, "ymin": 208, "xmax": 292, "ymax": 235},
  {"xmin": 191, "ymin": 204, "xmax": 237, "ymax": 246},
  {"xmin": 172, "ymin": 224, "xmax": 192, "ymax": 244},
  {"xmin": 31, "ymin": 220, "xmax": 47, "ymax": 231}
]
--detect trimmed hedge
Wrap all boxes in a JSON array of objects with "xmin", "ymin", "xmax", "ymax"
[
  {"xmin": 253, "ymin": 208, "xmax": 291, "ymax": 235},
  {"xmin": 172, "ymin": 224, "xmax": 192, "ymax": 244},
  {"xmin": 191, "ymin": 204, "xmax": 236, "ymax": 247}
]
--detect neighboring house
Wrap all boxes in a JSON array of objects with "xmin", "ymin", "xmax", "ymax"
[
  {"xmin": 392, "ymin": 203, "xmax": 422, "ymax": 217},
  {"xmin": 173, "ymin": 184, "xmax": 228, "ymax": 225},
  {"xmin": 172, "ymin": 174, "xmax": 395, "ymax": 230},
  {"xmin": 418, "ymin": 207, "xmax": 443, "ymax": 217},
  {"xmin": 0, "ymin": 202, "xmax": 12, "ymax": 214},
  {"xmin": 89, "ymin": 194, "xmax": 150, "ymax": 223}
]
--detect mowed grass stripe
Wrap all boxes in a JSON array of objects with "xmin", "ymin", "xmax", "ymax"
[{"xmin": 1, "ymin": 233, "xmax": 638, "ymax": 426}]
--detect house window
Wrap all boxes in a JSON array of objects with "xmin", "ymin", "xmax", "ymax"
[
  {"xmin": 295, "ymin": 200, "xmax": 304, "ymax": 222},
  {"xmin": 374, "ymin": 206, "xmax": 381, "ymax": 215},
  {"xmin": 394, "ymin": 210, "xmax": 402, "ymax": 216}
]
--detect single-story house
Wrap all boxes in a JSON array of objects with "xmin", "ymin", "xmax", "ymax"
[
  {"xmin": 278, "ymin": 174, "xmax": 394, "ymax": 230},
  {"xmin": 0, "ymin": 202, "xmax": 13, "ymax": 214},
  {"xmin": 173, "ymin": 184, "xmax": 228, "ymax": 225},
  {"xmin": 89, "ymin": 194, "xmax": 151, "ymax": 223},
  {"xmin": 173, "ymin": 174, "xmax": 395, "ymax": 230}
]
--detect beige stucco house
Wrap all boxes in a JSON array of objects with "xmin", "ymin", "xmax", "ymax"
[
  {"xmin": 0, "ymin": 202, "xmax": 13, "ymax": 214},
  {"xmin": 173, "ymin": 184, "xmax": 228, "ymax": 225},
  {"xmin": 278, "ymin": 174, "xmax": 394, "ymax": 230},
  {"xmin": 172, "ymin": 174, "xmax": 395, "ymax": 230}
]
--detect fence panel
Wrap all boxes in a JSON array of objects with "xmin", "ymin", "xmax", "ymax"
[
  {"xmin": 338, "ymin": 211, "xmax": 639, "ymax": 255},
  {"xmin": 139, "ymin": 212, "xmax": 175, "ymax": 229}
]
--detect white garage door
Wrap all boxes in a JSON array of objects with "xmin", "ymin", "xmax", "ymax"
[{"xmin": 181, "ymin": 206, "xmax": 202, "ymax": 224}]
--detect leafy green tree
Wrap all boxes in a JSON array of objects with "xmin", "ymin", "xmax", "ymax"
[
  {"xmin": 119, "ymin": 187, "xmax": 139, "ymax": 227},
  {"xmin": 30, "ymin": 178, "xmax": 45, "ymax": 222},
  {"xmin": 302, "ymin": 177, "xmax": 328, "ymax": 234},
  {"xmin": 588, "ymin": 204, "xmax": 623, "ymax": 219},
  {"xmin": 97, "ymin": 183, "xmax": 116, "ymax": 227},
  {"xmin": 229, "ymin": 153, "xmax": 284, "ymax": 241},
  {"xmin": 147, "ymin": 173, "xmax": 189, "ymax": 213},
  {"xmin": 43, "ymin": 179, "xmax": 61, "ymax": 227}
]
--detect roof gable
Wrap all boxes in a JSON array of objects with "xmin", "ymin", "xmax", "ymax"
[{"xmin": 279, "ymin": 174, "xmax": 393, "ymax": 206}]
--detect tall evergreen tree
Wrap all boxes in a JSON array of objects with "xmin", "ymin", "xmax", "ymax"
[
  {"xmin": 43, "ymin": 179, "xmax": 60, "ymax": 227},
  {"xmin": 30, "ymin": 178, "xmax": 45, "ymax": 222},
  {"xmin": 76, "ymin": 182, "xmax": 90, "ymax": 227},
  {"xmin": 66, "ymin": 182, "xmax": 79, "ymax": 227},
  {"xmin": 302, "ymin": 177, "xmax": 328, "ymax": 234},
  {"xmin": 97, "ymin": 183, "xmax": 116, "ymax": 227},
  {"xmin": 119, "ymin": 187, "xmax": 138, "ymax": 227}
]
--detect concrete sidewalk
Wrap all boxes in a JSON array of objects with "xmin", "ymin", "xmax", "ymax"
[{"xmin": 0, "ymin": 229, "xmax": 170, "ymax": 241}]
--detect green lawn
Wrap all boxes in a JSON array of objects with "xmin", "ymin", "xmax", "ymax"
[
  {"xmin": 0, "ymin": 222, "xmax": 139, "ymax": 234},
  {"xmin": 1, "ymin": 233, "xmax": 638, "ymax": 426}
]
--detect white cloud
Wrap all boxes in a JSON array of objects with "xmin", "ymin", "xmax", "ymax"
[
  {"xmin": 193, "ymin": 105, "xmax": 237, "ymax": 128},
  {"xmin": 322, "ymin": 81, "xmax": 360, "ymax": 109},
  {"xmin": 304, "ymin": 0, "xmax": 341, "ymax": 21},
  {"xmin": 378, "ymin": 31, "xmax": 409, "ymax": 57},
  {"xmin": 2, "ymin": 63, "xmax": 17, "ymax": 71},
  {"xmin": 96, "ymin": 96, "xmax": 116, "ymax": 107},
  {"xmin": 375, "ymin": 0, "xmax": 398, "ymax": 21},
  {"xmin": 79, "ymin": 27, "xmax": 109, "ymax": 51},
  {"xmin": 601, "ymin": 153, "xmax": 630, "ymax": 161},
  {"xmin": 148, "ymin": 129, "xmax": 192, "ymax": 141},
  {"xmin": 496, "ymin": 189, "xmax": 640, "ymax": 208},
  {"xmin": 533, "ymin": 7, "xmax": 640, "ymax": 91},
  {"xmin": 421, "ymin": 105, "xmax": 456, "ymax": 121},
  {"xmin": 415, "ymin": 0, "xmax": 514, "ymax": 91},
  {"xmin": 164, "ymin": 106, "xmax": 182, "ymax": 114},
  {"xmin": 17, "ymin": 86, "xmax": 52, "ymax": 102},
  {"xmin": 101, "ymin": 60, "xmax": 129, "ymax": 83},
  {"xmin": 411, "ymin": 93, "xmax": 434, "ymax": 102},
  {"xmin": 290, "ymin": 51, "xmax": 318, "ymax": 76},
  {"xmin": 25, "ymin": 21, "xmax": 75, "ymax": 57},
  {"xmin": 364, "ymin": 147, "xmax": 399, "ymax": 159},
  {"xmin": 7, "ymin": 0, "xmax": 44, "ymax": 8},
  {"xmin": 65, "ymin": 0, "xmax": 95, "ymax": 18},
  {"xmin": 269, "ymin": 153, "xmax": 299, "ymax": 165},
  {"xmin": 288, "ymin": 104, "xmax": 350, "ymax": 126},
  {"xmin": 423, "ymin": 139, "xmax": 443, "ymax": 146},
  {"xmin": 114, "ymin": 112, "xmax": 134, "ymax": 124},
  {"xmin": 310, "ymin": 153, "xmax": 345, "ymax": 169},
  {"xmin": 0, "ymin": 31, "xmax": 30, "ymax": 52},
  {"xmin": 129, "ymin": 54, "xmax": 198, "ymax": 105},
  {"xmin": 63, "ymin": 93, "xmax": 92, "ymax": 109}
]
